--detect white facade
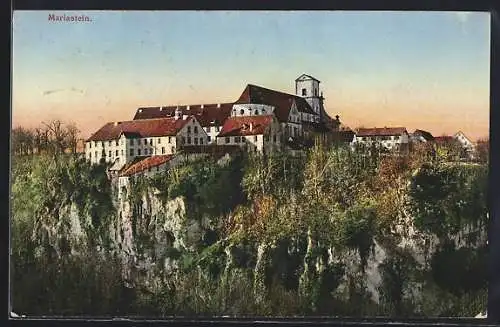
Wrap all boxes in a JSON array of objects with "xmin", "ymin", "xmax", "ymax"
[
  {"xmin": 454, "ymin": 131, "xmax": 475, "ymax": 151},
  {"xmin": 295, "ymin": 74, "xmax": 323, "ymax": 118},
  {"xmin": 231, "ymin": 103, "xmax": 275, "ymax": 117},
  {"xmin": 217, "ymin": 119, "xmax": 283, "ymax": 154},
  {"xmin": 353, "ymin": 133, "xmax": 410, "ymax": 151},
  {"xmin": 85, "ymin": 116, "xmax": 208, "ymax": 167}
]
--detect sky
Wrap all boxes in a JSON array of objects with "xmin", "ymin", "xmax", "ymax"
[{"xmin": 12, "ymin": 11, "xmax": 490, "ymax": 140}]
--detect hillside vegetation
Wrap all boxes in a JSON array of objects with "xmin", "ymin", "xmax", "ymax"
[{"xmin": 11, "ymin": 142, "xmax": 488, "ymax": 317}]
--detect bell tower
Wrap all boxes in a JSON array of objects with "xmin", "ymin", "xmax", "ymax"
[{"xmin": 295, "ymin": 74, "xmax": 325, "ymax": 121}]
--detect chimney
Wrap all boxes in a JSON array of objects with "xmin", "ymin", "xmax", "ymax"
[
  {"xmin": 217, "ymin": 103, "xmax": 221, "ymax": 108},
  {"xmin": 114, "ymin": 121, "xmax": 120, "ymax": 126},
  {"xmin": 174, "ymin": 106, "xmax": 182, "ymax": 120},
  {"xmin": 160, "ymin": 106, "xmax": 163, "ymax": 111},
  {"xmin": 187, "ymin": 105, "xmax": 190, "ymax": 110},
  {"xmin": 201, "ymin": 104, "xmax": 204, "ymax": 109}
]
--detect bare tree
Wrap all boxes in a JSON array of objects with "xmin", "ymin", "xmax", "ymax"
[
  {"xmin": 42, "ymin": 120, "xmax": 68, "ymax": 154},
  {"xmin": 65, "ymin": 122, "xmax": 80, "ymax": 153}
]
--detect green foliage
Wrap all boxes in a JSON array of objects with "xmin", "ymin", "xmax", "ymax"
[
  {"xmin": 10, "ymin": 143, "xmax": 489, "ymax": 317},
  {"xmin": 409, "ymin": 163, "xmax": 488, "ymax": 239}
]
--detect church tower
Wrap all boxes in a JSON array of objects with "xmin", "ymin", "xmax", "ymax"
[{"xmin": 295, "ymin": 74, "xmax": 325, "ymax": 121}]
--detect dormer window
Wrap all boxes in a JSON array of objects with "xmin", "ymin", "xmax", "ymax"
[
  {"xmin": 302, "ymin": 88, "xmax": 307, "ymax": 96},
  {"xmin": 254, "ymin": 110, "xmax": 258, "ymax": 115},
  {"xmin": 240, "ymin": 109, "xmax": 245, "ymax": 115}
]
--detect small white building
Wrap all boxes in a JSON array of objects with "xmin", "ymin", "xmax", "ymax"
[
  {"xmin": 216, "ymin": 114, "xmax": 283, "ymax": 154},
  {"xmin": 454, "ymin": 131, "xmax": 476, "ymax": 158},
  {"xmin": 353, "ymin": 127, "xmax": 410, "ymax": 153},
  {"xmin": 85, "ymin": 109, "xmax": 208, "ymax": 170}
]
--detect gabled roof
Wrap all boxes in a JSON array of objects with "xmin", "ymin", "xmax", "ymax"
[
  {"xmin": 235, "ymin": 84, "xmax": 317, "ymax": 122},
  {"xmin": 356, "ymin": 127, "xmax": 408, "ymax": 137},
  {"xmin": 87, "ymin": 117, "xmax": 192, "ymax": 142},
  {"xmin": 454, "ymin": 131, "xmax": 473, "ymax": 143},
  {"xmin": 218, "ymin": 115, "xmax": 275, "ymax": 137},
  {"xmin": 133, "ymin": 103, "xmax": 233, "ymax": 127},
  {"xmin": 413, "ymin": 129, "xmax": 434, "ymax": 141},
  {"xmin": 120, "ymin": 155, "xmax": 175, "ymax": 177},
  {"xmin": 295, "ymin": 74, "xmax": 320, "ymax": 83}
]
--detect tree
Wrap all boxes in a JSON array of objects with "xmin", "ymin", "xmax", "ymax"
[
  {"xmin": 475, "ymin": 138, "xmax": 489, "ymax": 164},
  {"xmin": 65, "ymin": 122, "xmax": 80, "ymax": 153}
]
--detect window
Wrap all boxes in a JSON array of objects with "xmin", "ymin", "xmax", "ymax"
[
  {"xmin": 225, "ymin": 137, "xmax": 230, "ymax": 144},
  {"xmin": 109, "ymin": 150, "xmax": 112, "ymax": 157},
  {"xmin": 254, "ymin": 110, "xmax": 258, "ymax": 115},
  {"xmin": 150, "ymin": 149, "xmax": 153, "ymax": 155},
  {"xmin": 115, "ymin": 140, "xmax": 119, "ymax": 146},
  {"xmin": 240, "ymin": 109, "xmax": 244, "ymax": 115},
  {"xmin": 162, "ymin": 147, "xmax": 165, "ymax": 154},
  {"xmin": 314, "ymin": 88, "xmax": 318, "ymax": 96},
  {"xmin": 273, "ymin": 135, "xmax": 276, "ymax": 143},
  {"xmin": 255, "ymin": 135, "xmax": 258, "ymax": 142},
  {"xmin": 144, "ymin": 139, "xmax": 147, "ymax": 145},
  {"xmin": 302, "ymin": 88, "xmax": 307, "ymax": 96},
  {"xmin": 121, "ymin": 150, "xmax": 124, "ymax": 155},
  {"xmin": 149, "ymin": 139, "xmax": 153, "ymax": 146},
  {"xmin": 187, "ymin": 126, "xmax": 191, "ymax": 133},
  {"xmin": 89, "ymin": 152, "xmax": 92, "ymax": 159},
  {"xmin": 157, "ymin": 166, "xmax": 160, "ymax": 172},
  {"xmin": 264, "ymin": 135, "xmax": 270, "ymax": 142},
  {"xmin": 182, "ymin": 137, "xmax": 186, "ymax": 144},
  {"xmin": 187, "ymin": 137, "xmax": 192, "ymax": 144},
  {"xmin": 208, "ymin": 136, "xmax": 211, "ymax": 142},
  {"xmin": 136, "ymin": 139, "xmax": 140, "ymax": 145},
  {"xmin": 194, "ymin": 126, "xmax": 198, "ymax": 134},
  {"xmin": 168, "ymin": 137, "xmax": 172, "ymax": 144},
  {"xmin": 200, "ymin": 138, "xmax": 204, "ymax": 145},
  {"xmin": 158, "ymin": 138, "xmax": 161, "ymax": 144},
  {"xmin": 89, "ymin": 142, "xmax": 92, "ymax": 149},
  {"xmin": 95, "ymin": 151, "xmax": 98, "ymax": 157},
  {"xmin": 206, "ymin": 126, "xmax": 211, "ymax": 132},
  {"xmin": 101, "ymin": 142, "xmax": 105, "ymax": 147},
  {"xmin": 148, "ymin": 167, "xmax": 151, "ymax": 172},
  {"xmin": 235, "ymin": 136, "xmax": 241, "ymax": 143},
  {"xmin": 194, "ymin": 138, "xmax": 199, "ymax": 145},
  {"xmin": 130, "ymin": 139, "xmax": 134, "ymax": 146},
  {"xmin": 109, "ymin": 141, "xmax": 112, "ymax": 146},
  {"xmin": 261, "ymin": 109, "xmax": 265, "ymax": 115},
  {"xmin": 138, "ymin": 149, "xmax": 142, "ymax": 156},
  {"xmin": 115, "ymin": 150, "xmax": 118, "ymax": 156},
  {"xmin": 130, "ymin": 149, "xmax": 134, "ymax": 156}
]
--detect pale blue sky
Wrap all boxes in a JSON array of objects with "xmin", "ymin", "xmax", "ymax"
[{"xmin": 12, "ymin": 11, "xmax": 490, "ymax": 139}]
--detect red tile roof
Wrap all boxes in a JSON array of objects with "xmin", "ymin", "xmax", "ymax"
[
  {"xmin": 218, "ymin": 115, "xmax": 275, "ymax": 137},
  {"xmin": 86, "ymin": 117, "xmax": 193, "ymax": 142},
  {"xmin": 356, "ymin": 127, "xmax": 408, "ymax": 137},
  {"xmin": 120, "ymin": 155, "xmax": 175, "ymax": 177},
  {"xmin": 133, "ymin": 103, "xmax": 233, "ymax": 127},
  {"xmin": 235, "ymin": 84, "xmax": 317, "ymax": 122}
]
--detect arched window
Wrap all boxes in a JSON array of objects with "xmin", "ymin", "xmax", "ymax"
[
  {"xmin": 254, "ymin": 110, "xmax": 259, "ymax": 115},
  {"xmin": 240, "ymin": 109, "xmax": 245, "ymax": 115}
]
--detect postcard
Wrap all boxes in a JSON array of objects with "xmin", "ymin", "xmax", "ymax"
[{"xmin": 11, "ymin": 11, "xmax": 490, "ymax": 318}]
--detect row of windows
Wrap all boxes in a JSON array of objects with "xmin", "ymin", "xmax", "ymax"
[
  {"xmin": 358, "ymin": 136, "xmax": 402, "ymax": 141},
  {"xmin": 181, "ymin": 136, "xmax": 205, "ymax": 145},
  {"xmin": 232, "ymin": 108, "xmax": 267, "ymax": 116},
  {"xmin": 130, "ymin": 147, "xmax": 175, "ymax": 156},
  {"xmin": 205, "ymin": 126, "xmax": 220, "ymax": 133}
]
